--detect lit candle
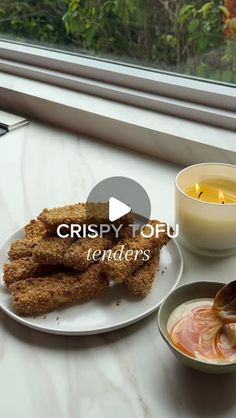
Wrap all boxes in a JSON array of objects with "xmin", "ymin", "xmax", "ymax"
[
  {"xmin": 175, "ymin": 164, "xmax": 236, "ymax": 257},
  {"xmin": 185, "ymin": 179, "xmax": 236, "ymax": 204}
]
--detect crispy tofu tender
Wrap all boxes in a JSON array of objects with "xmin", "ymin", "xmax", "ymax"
[
  {"xmin": 117, "ymin": 224, "xmax": 135, "ymax": 240},
  {"xmin": 101, "ymin": 222, "xmax": 160, "ymax": 282},
  {"xmin": 3, "ymin": 256, "xmax": 59, "ymax": 287},
  {"xmin": 25, "ymin": 219, "xmax": 46, "ymax": 240},
  {"xmin": 124, "ymin": 255, "xmax": 159, "ymax": 297},
  {"xmin": 63, "ymin": 235, "xmax": 114, "ymax": 271},
  {"xmin": 33, "ymin": 237, "xmax": 74, "ymax": 265},
  {"xmin": 38, "ymin": 202, "xmax": 133, "ymax": 233},
  {"xmin": 149, "ymin": 220, "xmax": 172, "ymax": 248},
  {"xmin": 9, "ymin": 264, "xmax": 109, "ymax": 316},
  {"xmin": 8, "ymin": 239, "xmax": 39, "ymax": 261}
]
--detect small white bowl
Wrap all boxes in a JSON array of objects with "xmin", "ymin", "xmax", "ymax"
[{"xmin": 158, "ymin": 281, "xmax": 236, "ymax": 374}]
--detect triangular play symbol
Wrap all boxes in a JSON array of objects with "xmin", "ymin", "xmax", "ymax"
[{"xmin": 109, "ymin": 197, "xmax": 131, "ymax": 222}]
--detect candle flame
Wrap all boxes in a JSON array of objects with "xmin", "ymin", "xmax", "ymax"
[
  {"xmin": 219, "ymin": 190, "xmax": 225, "ymax": 204},
  {"xmin": 195, "ymin": 183, "xmax": 202, "ymax": 199}
]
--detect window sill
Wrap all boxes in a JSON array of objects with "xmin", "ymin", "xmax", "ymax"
[{"xmin": 0, "ymin": 71, "xmax": 235, "ymax": 166}]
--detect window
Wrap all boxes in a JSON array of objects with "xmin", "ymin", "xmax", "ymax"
[{"xmin": 0, "ymin": 0, "xmax": 235, "ymax": 85}]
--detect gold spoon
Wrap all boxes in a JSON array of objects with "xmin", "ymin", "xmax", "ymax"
[{"xmin": 212, "ymin": 281, "xmax": 236, "ymax": 324}]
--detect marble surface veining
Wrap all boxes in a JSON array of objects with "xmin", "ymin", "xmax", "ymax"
[{"xmin": 0, "ymin": 122, "xmax": 236, "ymax": 418}]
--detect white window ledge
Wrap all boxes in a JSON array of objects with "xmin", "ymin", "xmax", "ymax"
[{"xmin": 0, "ymin": 71, "xmax": 235, "ymax": 166}]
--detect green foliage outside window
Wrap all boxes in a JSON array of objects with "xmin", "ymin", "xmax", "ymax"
[{"xmin": 0, "ymin": 0, "xmax": 235, "ymax": 84}]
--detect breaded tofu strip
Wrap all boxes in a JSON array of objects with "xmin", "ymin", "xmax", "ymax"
[
  {"xmin": 124, "ymin": 255, "xmax": 159, "ymax": 297},
  {"xmin": 63, "ymin": 235, "xmax": 114, "ymax": 271},
  {"xmin": 8, "ymin": 219, "xmax": 47, "ymax": 260},
  {"xmin": 33, "ymin": 237, "xmax": 74, "ymax": 265},
  {"xmin": 117, "ymin": 224, "xmax": 134, "ymax": 240},
  {"xmin": 101, "ymin": 223, "xmax": 160, "ymax": 282},
  {"xmin": 10, "ymin": 264, "xmax": 109, "ymax": 316},
  {"xmin": 38, "ymin": 202, "xmax": 133, "ymax": 233},
  {"xmin": 8, "ymin": 239, "xmax": 39, "ymax": 261},
  {"xmin": 25, "ymin": 219, "xmax": 46, "ymax": 240},
  {"xmin": 3, "ymin": 256, "xmax": 59, "ymax": 287},
  {"xmin": 149, "ymin": 220, "xmax": 172, "ymax": 248}
]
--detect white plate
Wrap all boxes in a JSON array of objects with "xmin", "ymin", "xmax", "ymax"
[{"xmin": 0, "ymin": 228, "xmax": 183, "ymax": 335}]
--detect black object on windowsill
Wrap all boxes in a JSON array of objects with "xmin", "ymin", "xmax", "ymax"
[{"xmin": 0, "ymin": 126, "xmax": 8, "ymax": 136}]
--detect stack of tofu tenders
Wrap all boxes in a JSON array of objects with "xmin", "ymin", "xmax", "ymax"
[{"xmin": 3, "ymin": 202, "xmax": 171, "ymax": 316}]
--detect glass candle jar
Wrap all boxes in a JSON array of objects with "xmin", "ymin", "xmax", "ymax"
[{"xmin": 175, "ymin": 163, "xmax": 236, "ymax": 257}]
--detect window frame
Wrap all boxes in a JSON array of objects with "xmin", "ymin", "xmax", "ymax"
[
  {"xmin": 0, "ymin": 40, "xmax": 235, "ymax": 105},
  {"xmin": 0, "ymin": 39, "xmax": 235, "ymax": 132}
]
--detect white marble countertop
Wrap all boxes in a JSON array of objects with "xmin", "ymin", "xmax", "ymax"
[{"xmin": 0, "ymin": 122, "xmax": 236, "ymax": 418}]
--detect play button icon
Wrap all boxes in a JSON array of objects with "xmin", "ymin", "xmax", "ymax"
[
  {"xmin": 86, "ymin": 176, "xmax": 151, "ymax": 227},
  {"xmin": 109, "ymin": 197, "xmax": 131, "ymax": 222}
]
